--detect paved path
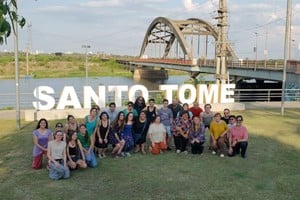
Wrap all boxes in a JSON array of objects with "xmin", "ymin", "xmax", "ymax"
[{"xmin": 0, "ymin": 102, "xmax": 299, "ymax": 120}]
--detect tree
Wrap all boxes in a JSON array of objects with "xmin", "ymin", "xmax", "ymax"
[{"xmin": 0, "ymin": 0, "xmax": 26, "ymax": 44}]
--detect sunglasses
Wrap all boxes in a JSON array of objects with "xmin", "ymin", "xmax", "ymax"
[
  {"xmin": 236, "ymin": 119, "xmax": 242, "ymax": 122},
  {"xmin": 56, "ymin": 125, "xmax": 63, "ymax": 128}
]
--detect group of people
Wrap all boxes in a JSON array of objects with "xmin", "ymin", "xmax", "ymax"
[{"xmin": 31, "ymin": 96, "xmax": 249, "ymax": 180}]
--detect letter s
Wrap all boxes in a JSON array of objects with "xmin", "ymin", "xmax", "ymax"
[{"xmin": 32, "ymin": 86, "xmax": 55, "ymax": 110}]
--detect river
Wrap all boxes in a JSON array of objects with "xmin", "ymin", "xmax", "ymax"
[{"xmin": 0, "ymin": 76, "xmax": 189, "ymax": 109}]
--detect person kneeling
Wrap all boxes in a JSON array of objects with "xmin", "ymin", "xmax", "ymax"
[
  {"xmin": 148, "ymin": 115, "xmax": 167, "ymax": 155},
  {"xmin": 47, "ymin": 131, "xmax": 70, "ymax": 180},
  {"xmin": 228, "ymin": 115, "xmax": 248, "ymax": 158}
]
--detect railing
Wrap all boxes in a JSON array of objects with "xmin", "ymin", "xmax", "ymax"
[
  {"xmin": 0, "ymin": 89, "xmax": 299, "ymax": 109},
  {"xmin": 133, "ymin": 58, "xmax": 300, "ymax": 71}
]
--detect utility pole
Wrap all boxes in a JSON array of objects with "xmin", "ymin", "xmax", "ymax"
[
  {"xmin": 26, "ymin": 22, "xmax": 32, "ymax": 76},
  {"xmin": 215, "ymin": 0, "xmax": 228, "ymax": 83},
  {"xmin": 82, "ymin": 44, "xmax": 91, "ymax": 86},
  {"xmin": 288, "ymin": 0, "xmax": 293, "ymax": 60},
  {"xmin": 254, "ymin": 32, "xmax": 258, "ymax": 70},
  {"xmin": 264, "ymin": 29, "xmax": 268, "ymax": 68},
  {"xmin": 281, "ymin": 0, "xmax": 292, "ymax": 116},
  {"xmin": 14, "ymin": 0, "xmax": 20, "ymax": 129}
]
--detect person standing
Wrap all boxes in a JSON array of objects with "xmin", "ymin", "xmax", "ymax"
[
  {"xmin": 85, "ymin": 107, "xmax": 98, "ymax": 136},
  {"xmin": 144, "ymin": 98, "xmax": 157, "ymax": 123},
  {"xmin": 134, "ymin": 96, "xmax": 146, "ymax": 115},
  {"xmin": 189, "ymin": 102, "xmax": 203, "ymax": 118},
  {"xmin": 133, "ymin": 111, "xmax": 149, "ymax": 154},
  {"xmin": 228, "ymin": 115, "xmax": 249, "ymax": 158},
  {"xmin": 105, "ymin": 102, "xmax": 119, "ymax": 122},
  {"xmin": 47, "ymin": 130, "xmax": 70, "ymax": 180},
  {"xmin": 122, "ymin": 101, "xmax": 138, "ymax": 119},
  {"xmin": 32, "ymin": 118, "xmax": 53, "ymax": 169},
  {"xmin": 168, "ymin": 98, "xmax": 182, "ymax": 120},
  {"xmin": 94, "ymin": 112, "xmax": 110, "ymax": 158},
  {"xmin": 157, "ymin": 99, "xmax": 173, "ymax": 150}
]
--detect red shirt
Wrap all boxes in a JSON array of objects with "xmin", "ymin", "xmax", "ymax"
[{"xmin": 189, "ymin": 107, "xmax": 203, "ymax": 118}]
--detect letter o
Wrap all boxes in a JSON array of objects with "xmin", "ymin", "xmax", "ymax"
[
  {"xmin": 128, "ymin": 85, "xmax": 149, "ymax": 102},
  {"xmin": 178, "ymin": 84, "xmax": 196, "ymax": 105}
]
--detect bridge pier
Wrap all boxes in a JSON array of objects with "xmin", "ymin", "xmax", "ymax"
[{"xmin": 133, "ymin": 68, "xmax": 168, "ymax": 80}]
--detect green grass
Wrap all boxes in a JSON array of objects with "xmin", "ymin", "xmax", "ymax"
[
  {"xmin": 0, "ymin": 54, "xmax": 187, "ymax": 79},
  {"xmin": 0, "ymin": 109, "xmax": 300, "ymax": 200}
]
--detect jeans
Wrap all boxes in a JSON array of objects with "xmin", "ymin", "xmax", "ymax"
[
  {"xmin": 229, "ymin": 141, "xmax": 248, "ymax": 158},
  {"xmin": 49, "ymin": 160, "xmax": 70, "ymax": 180},
  {"xmin": 84, "ymin": 148, "xmax": 98, "ymax": 167},
  {"xmin": 191, "ymin": 142, "xmax": 204, "ymax": 154}
]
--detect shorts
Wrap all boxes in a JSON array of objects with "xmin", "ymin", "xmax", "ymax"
[{"xmin": 165, "ymin": 126, "xmax": 172, "ymax": 137}]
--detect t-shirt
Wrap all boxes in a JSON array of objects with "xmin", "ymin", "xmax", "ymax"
[
  {"xmin": 48, "ymin": 141, "xmax": 66, "ymax": 159},
  {"xmin": 201, "ymin": 111, "xmax": 214, "ymax": 127},
  {"xmin": 230, "ymin": 125, "xmax": 248, "ymax": 142},
  {"xmin": 158, "ymin": 107, "xmax": 173, "ymax": 126},
  {"xmin": 148, "ymin": 123, "xmax": 166, "ymax": 143},
  {"xmin": 32, "ymin": 129, "xmax": 52, "ymax": 157},
  {"xmin": 210, "ymin": 120, "xmax": 228, "ymax": 140}
]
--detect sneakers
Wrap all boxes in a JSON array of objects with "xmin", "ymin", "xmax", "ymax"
[
  {"xmin": 125, "ymin": 152, "xmax": 131, "ymax": 157},
  {"xmin": 211, "ymin": 151, "xmax": 216, "ymax": 155},
  {"xmin": 220, "ymin": 154, "xmax": 225, "ymax": 158},
  {"xmin": 176, "ymin": 149, "xmax": 181, "ymax": 154},
  {"xmin": 182, "ymin": 150, "xmax": 188, "ymax": 155}
]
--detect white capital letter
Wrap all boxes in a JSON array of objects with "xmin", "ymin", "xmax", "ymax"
[
  {"xmin": 128, "ymin": 85, "xmax": 149, "ymax": 102},
  {"xmin": 32, "ymin": 86, "xmax": 55, "ymax": 111},
  {"xmin": 178, "ymin": 84, "xmax": 196, "ymax": 105},
  {"xmin": 56, "ymin": 86, "xmax": 81, "ymax": 109},
  {"xmin": 198, "ymin": 84, "xmax": 219, "ymax": 104},
  {"xmin": 108, "ymin": 86, "xmax": 128, "ymax": 107},
  {"xmin": 83, "ymin": 86, "xmax": 106, "ymax": 108},
  {"xmin": 220, "ymin": 84, "xmax": 235, "ymax": 103},
  {"xmin": 159, "ymin": 85, "xmax": 178, "ymax": 103}
]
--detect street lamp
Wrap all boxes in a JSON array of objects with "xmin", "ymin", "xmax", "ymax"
[{"xmin": 82, "ymin": 44, "xmax": 91, "ymax": 86}]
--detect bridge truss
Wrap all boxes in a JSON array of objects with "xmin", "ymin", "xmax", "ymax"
[{"xmin": 139, "ymin": 17, "xmax": 237, "ymax": 61}]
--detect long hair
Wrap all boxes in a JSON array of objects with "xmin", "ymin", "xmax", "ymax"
[
  {"xmin": 191, "ymin": 116, "xmax": 201, "ymax": 133},
  {"xmin": 79, "ymin": 124, "xmax": 89, "ymax": 143},
  {"xmin": 35, "ymin": 118, "xmax": 48, "ymax": 129},
  {"xmin": 112, "ymin": 111, "xmax": 125, "ymax": 131}
]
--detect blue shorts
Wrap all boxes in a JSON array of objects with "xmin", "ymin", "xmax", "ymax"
[{"xmin": 165, "ymin": 126, "xmax": 172, "ymax": 137}]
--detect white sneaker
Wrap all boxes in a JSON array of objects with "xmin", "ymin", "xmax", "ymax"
[
  {"xmin": 176, "ymin": 150, "xmax": 181, "ymax": 153},
  {"xmin": 212, "ymin": 151, "xmax": 216, "ymax": 155},
  {"xmin": 182, "ymin": 150, "xmax": 188, "ymax": 154},
  {"xmin": 220, "ymin": 154, "xmax": 225, "ymax": 157},
  {"xmin": 125, "ymin": 152, "xmax": 131, "ymax": 157}
]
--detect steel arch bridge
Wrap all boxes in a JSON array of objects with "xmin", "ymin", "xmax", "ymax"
[{"xmin": 139, "ymin": 17, "xmax": 237, "ymax": 60}]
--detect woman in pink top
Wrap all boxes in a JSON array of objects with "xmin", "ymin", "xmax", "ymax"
[{"xmin": 228, "ymin": 115, "xmax": 248, "ymax": 158}]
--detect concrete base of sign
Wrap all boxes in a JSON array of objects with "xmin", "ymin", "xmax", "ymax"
[{"xmin": 24, "ymin": 103, "xmax": 245, "ymax": 121}]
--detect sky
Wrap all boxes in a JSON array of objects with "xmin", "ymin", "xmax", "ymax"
[{"xmin": 1, "ymin": 0, "xmax": 300, "ymax": 59}]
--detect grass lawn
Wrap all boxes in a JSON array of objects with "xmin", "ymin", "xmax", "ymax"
[{"xmin": 0, "ymin": 109, "xmax": 299, "ymax": 200}]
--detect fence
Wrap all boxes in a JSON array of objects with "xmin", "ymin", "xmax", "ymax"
[{"xmin": 0, "ymin": 88, "xmax": 299, "ymax": 110}]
